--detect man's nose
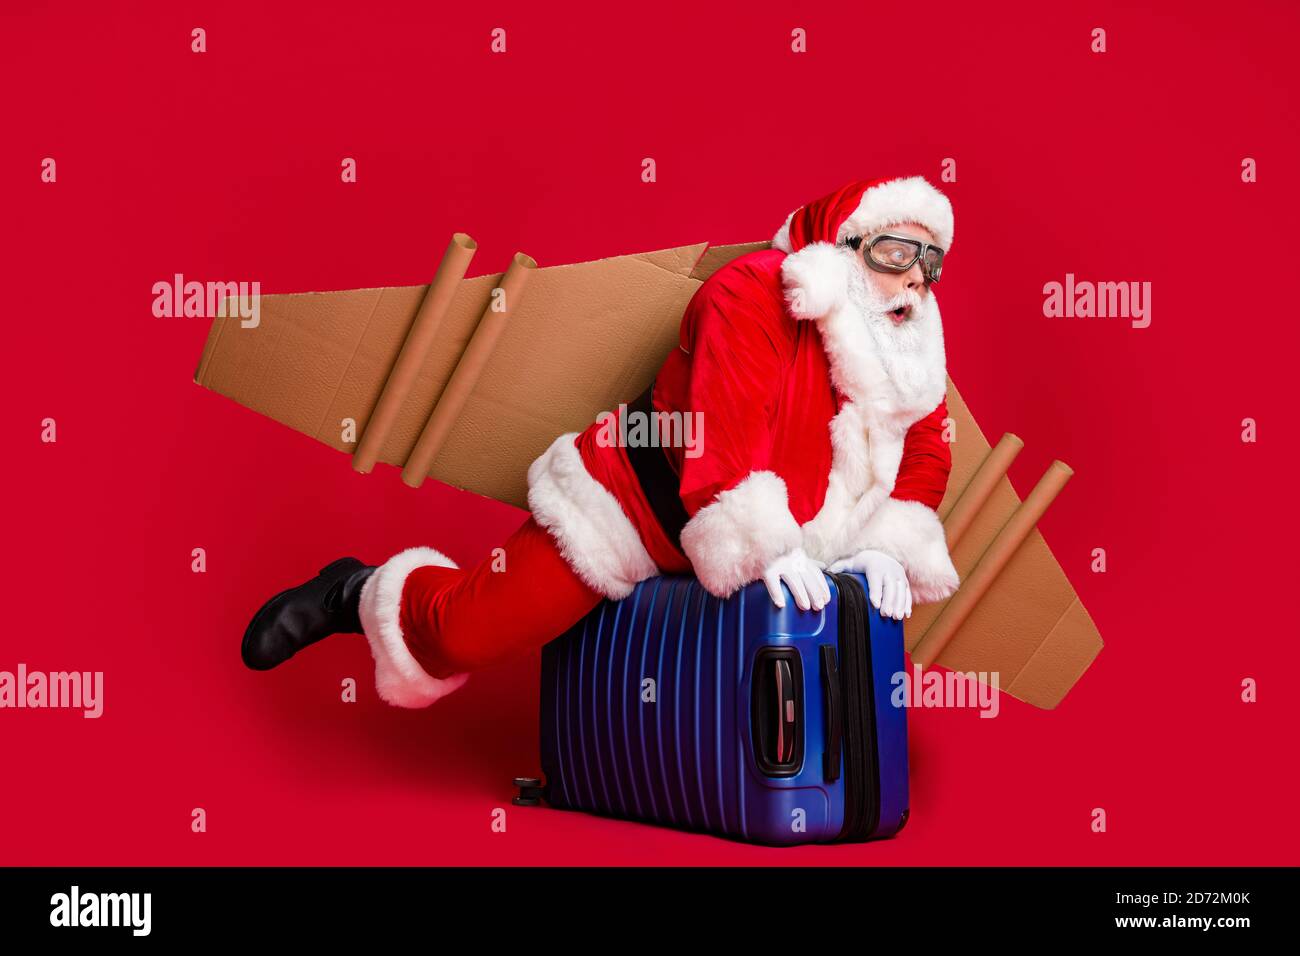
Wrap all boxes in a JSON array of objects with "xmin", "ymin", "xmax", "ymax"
[{"xmin": 904, "ymin": 259, "xmax": 927, "ymax": 290}]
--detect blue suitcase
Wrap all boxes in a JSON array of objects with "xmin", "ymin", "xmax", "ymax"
[{"xmin": 522, "ymin": 571, "xmax": 910, "ymax": 846}]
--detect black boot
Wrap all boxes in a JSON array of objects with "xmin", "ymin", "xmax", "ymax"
[{"xmin": 241, "ymin": 557, "xmax": 377, "ymax": 671}]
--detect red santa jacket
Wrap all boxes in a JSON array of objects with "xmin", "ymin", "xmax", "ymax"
[{"xmin": 526, "ymin": 176, "xmax": 961, "ymax": 605}]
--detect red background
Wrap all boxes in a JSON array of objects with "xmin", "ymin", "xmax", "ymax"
[{"xmin": 3, "ymin": 0, "xmax": 1297, "ymax": 865}]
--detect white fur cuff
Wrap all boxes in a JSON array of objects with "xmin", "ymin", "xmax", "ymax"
[
  {"xmin": 853, "ymin": 497, "xmax": 960, "ymax": 604},
  {"xmin": 527, "ymin": 433, "xmax": 659, "ymax": 600},
  {"xmin": 679, "ymin": 470, "xmax": 804, "ymax": 599},
  {"xmin": 358, "ymin": 546, "xmax": 471, "ymax": 708}
]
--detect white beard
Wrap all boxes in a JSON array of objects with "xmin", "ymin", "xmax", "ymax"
[
  {"xmin": 817, "ymin": 256, "xmax": 949, "ymax": 428},
  {"xmin": 776, "ymin": 239, "xmax": 954, "ymax": 567},
  {"xmin": 798, "ymin": 266, "xmax": 950, "ymax": 564}
]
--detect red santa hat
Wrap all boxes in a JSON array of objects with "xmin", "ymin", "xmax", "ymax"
[{"xmin": 773, "ymin": 175, "xmax": 954, "ymax": 320}]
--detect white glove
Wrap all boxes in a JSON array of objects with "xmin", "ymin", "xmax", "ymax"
[
  {"xmin": 761, "ymin": 548, "xmax": 831, "ymax": 612},
  {"xmin": 828, "ymin": 549, "xmax": 912, "ymax": 620}
]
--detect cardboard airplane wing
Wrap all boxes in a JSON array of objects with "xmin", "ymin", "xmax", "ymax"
[
  {"xmin": 196, "ymin": 235, "xmax": 745, "ymax": 507},
  {"xmin": 195, "ymin": 235, "xmax": 1102, "ymax": 709}
]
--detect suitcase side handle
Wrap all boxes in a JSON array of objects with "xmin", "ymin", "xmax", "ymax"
[
  {"xmin": 820, "ymin": 644, "xmax": 843, "ymax": 784},
  {"xmin": 751, "ymin": 648, "xmax": 804, "ymax": 777}
]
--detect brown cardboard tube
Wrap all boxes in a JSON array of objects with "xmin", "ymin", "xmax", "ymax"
[
  {"xmin": 940, "ymin": 432, "xmax": 1024, "ymax": 548},
  {"xmin": 401, "ymin": 251, "xmax": 538, "ymax": 487},
  {"xmin": 912, "ymin": 459, "xmax": 1074, "ymax": 669},
  {"xmin": 352, "ymin": 233, "xmax": 478, "ymax": 474}
]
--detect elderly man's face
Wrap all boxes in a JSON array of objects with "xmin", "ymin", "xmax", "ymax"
[{"xmin": 852, "ymin": 221, "xmax": 938, "ymax": 324}]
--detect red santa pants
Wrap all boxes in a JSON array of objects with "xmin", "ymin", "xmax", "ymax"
[{"xmin": 396, "ymin": 516, "xmax": 604, "ymax": 679}]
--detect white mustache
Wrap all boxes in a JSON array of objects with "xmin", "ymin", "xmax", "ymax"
[{"xmin": 881, "ymin": 289, "xmax": 925, "ymax": 314}]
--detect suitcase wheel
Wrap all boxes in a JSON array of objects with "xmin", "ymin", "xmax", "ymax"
[{"xmin": 512, "ymin": 776, "xmax": 545, "ymax": 807}]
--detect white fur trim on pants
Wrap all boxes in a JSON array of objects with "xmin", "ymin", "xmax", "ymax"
[
  {"xmin": 527, "ymin": 433, "xmax": 658, "ymax": 600},
  {"xmin": 679, "ymin": 470, "xmax": 804, "ymax": 599},
  {"xmin": 852, "ymin": 497, "xmax": 960, "ymax": 604},
  {"xmin": 358, "ymin": 546, "xmax": 471, "ymax": 709}
]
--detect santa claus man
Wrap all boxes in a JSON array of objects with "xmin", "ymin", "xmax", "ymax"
[{"xmin": 241, "ymin": 175, "xmax": 961, "ymax": 708}]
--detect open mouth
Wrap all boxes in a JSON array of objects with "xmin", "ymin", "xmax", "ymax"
[{"xmin": 889, "ymin": 305, "xmax": 911, "ymax": 324}]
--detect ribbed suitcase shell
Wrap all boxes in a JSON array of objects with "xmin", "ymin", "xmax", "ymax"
[{"xmin": 538, "ymin": 573, "xmax": 909, "ymax": 846}]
